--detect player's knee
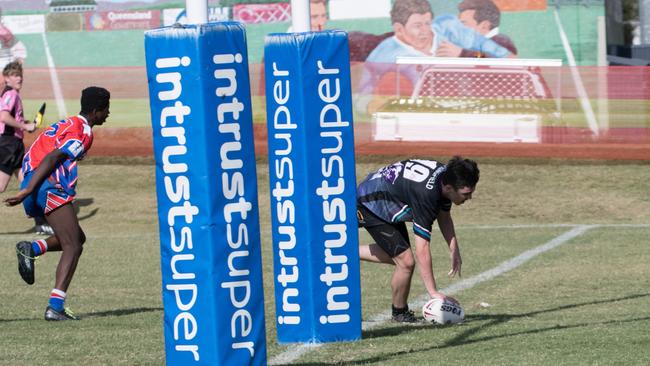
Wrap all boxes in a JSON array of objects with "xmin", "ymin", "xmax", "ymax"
[
  {"xmin": 395, "ymin": 251, "xmax": 415, "ymax": 272},
  {"xmin": 71, "ymin": 243, "xmax": 84, "ymax": 257},
  {"xmin": 62, "ymin": 243, "xmax": 84, "ymax": 258},
  {"xmin": 403, "ymin": 258, "xmax": 415, "ymax": 272}
]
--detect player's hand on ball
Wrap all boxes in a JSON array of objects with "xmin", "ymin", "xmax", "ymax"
[
  {"xmin": 423, "ymin": 297, "xmax": 465, "ymax": 325},
  {"xmin": 431, "ymin": 291, "xmax": 459, "ymax": 305}
]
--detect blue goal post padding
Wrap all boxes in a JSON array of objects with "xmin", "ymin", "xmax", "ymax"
[
  {"xmin": 145, "ymin": 22, "xmax": 267, "ymax": 365},
  {"xmin": 264, "ymin": 30, "xmax": 362, "ymax": 343}
]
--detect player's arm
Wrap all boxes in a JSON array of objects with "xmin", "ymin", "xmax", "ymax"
[
  {"xmin": 0, "ymin": 110, "xmax": 35, "ymax": 132},
  {"xmin": 437, "ymin": 210, "xmax": 462, "ymax": 277},
  {"xmin": 4, "ymin": 149, "xmax": 67, "ymax": 206},
  {"xmin": 414, "ymin": 234, "xmax": 458, "ymax": 303}
]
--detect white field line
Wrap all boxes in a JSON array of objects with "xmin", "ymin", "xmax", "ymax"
[
  {"xmin": 268, "ymin": 224, "xmax": 597, "ymax": 365},
  {"xmin": 41, "ymin": 32, "xmax": 67, "ymax": 118},
  {"xmin": 462, "ymin": 223, "xmax": 650, "ymax": 229},
  {"xmin": 553, "ymin": 8, "xmax": 599, "ymax": 136},
  {"xmin": 1, "ymin": 223, "xmax": 647, "ymax": 240}
]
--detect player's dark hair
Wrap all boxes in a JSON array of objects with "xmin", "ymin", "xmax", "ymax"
[
  {"xmin": 80, "ymin": 86, "xmax": 110, "ymax": 114},
  {"xmin": 458, "ymin": 0, "xmax": 500, "ymax": 29},
  {"xmin": 2, "ymin": 61, "xmax": 22, "ymax": 77},
  {"xmin": 441, "ymin": 156, "xmax": 480, "ymax": 189},
  {"xmin": 391, "ymin": 0, "xmax": 433, "ymax": 25}
]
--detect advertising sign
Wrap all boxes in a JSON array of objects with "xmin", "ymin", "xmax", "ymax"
[
  {"xmin": 264, "ymin": 30, "xmax": 362, "ymax": 343},
  {"xmin": 86, "ymin": 10, "xmax": 160, "ymax": 31},
  {"xmin": 145, "ymin": 22, "xmax": 267, "ymax": 365}
]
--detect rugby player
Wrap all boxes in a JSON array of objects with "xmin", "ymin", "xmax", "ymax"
[
  {"xmin": 357, "ymin": 156, "xmax": 479, "ymax": 322},
  {"xmin": 5, "ymin": 86, "xmax": 110, "ymax": 321}
]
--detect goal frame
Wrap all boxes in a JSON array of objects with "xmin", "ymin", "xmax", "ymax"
[{"xmin": 373, "ymin": 56, "xmax": 563, "ymax": 143}]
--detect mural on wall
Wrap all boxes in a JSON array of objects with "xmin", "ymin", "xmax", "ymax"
[{"xmin": 0, "ymin": 0, "xmax": 606, "ymax": 69}]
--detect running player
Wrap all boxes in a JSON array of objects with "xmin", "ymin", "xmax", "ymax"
[
  {"xmin": 0, "ymin": 61, "xmax": 34, "ymax": 191},
  {"xmin": 4, "ymin": 86, "xmax": 110, "ymax": 321},
  {"xmin": 0, "ymin": 61, "xmax": 52, "ymax": 234},
  {"xmin": 356, "ymin": 156, "xmax": 479, "ymax": 322}
]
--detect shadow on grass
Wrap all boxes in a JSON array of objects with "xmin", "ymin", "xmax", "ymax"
[
  {"xmin": 84, "ymin": 306, "xmax": 163, "ymax": 318},
  {"xmin": 75, "ymin": 198, "xmax": 99, "ymax": 222},
  {"xmin": 0, "ymin": 306, "xmax": 163, "ymax": 323},
  {"xmin": 280, "ymin": 293, "xmax": 650, "ymax": 366}
]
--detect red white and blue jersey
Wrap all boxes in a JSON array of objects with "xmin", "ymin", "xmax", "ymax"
[
  {"xmin": 0, "ymin": 87, "xmax": 24, "ymax": 139},
  {"xmin": 22, "ymin": 115, "xmax": 94, "ymax": 197},
  {"xmin": 357, "ymin": 159, "xmax": 452, "ymax": 241}
]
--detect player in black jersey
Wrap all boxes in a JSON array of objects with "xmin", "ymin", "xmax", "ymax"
[{"xmin": 357, "ymin": 156, "xmax": 479, "ymax": 323}]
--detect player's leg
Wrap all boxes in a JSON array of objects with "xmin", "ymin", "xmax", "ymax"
[
  {"xmin": 358, "ymin": 241, "xmax": 413, "ymax": 308},
  {"xmin": 34, "ymin": 215, "xmax": 54, "ymax": 235},
  {"xmin": 0, "ymin": 136, "xmax": 23, "ymax": 192},
  {"xmin": 359, "ymin": 243, "xmax": 394, "ymax": 264},
  {"xmin": 389, "ymin": 243, "xmax": 415, "ymax": 310},
  {"xmin": 361, "ymin": 218, "xmax": 417, "ymax": 322},
  {"xmin": 358, "ymin": 204, "xmax": 399, "ymax": 264},
  {"xmin": 43, "ymin": 203, "xmax": 85, "ymax": 321},
  {"xmin": 14, "ymin": 173, "xmax": 61, "ymax": 285},
  {"xmin": 46, "ymin": 202, "xmax": 85, "ymax": 291},
  {"xmin": 0, "ymin": 170, "xmax": 11, "ymax": 192}
]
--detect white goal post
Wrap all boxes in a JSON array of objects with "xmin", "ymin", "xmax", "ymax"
[{"xmin": 373, "ymin": 56, "xmax": 563, "ymax": 143}]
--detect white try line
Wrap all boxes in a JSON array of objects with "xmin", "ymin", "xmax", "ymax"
[{"xmin": 269, "ymin": 224, "xmax": 598, "ymax": 365}]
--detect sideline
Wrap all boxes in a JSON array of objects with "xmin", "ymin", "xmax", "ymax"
[
  {"xmin": 41, "ymin": 32, "xmax": 67, "ymax": 118},
  {"xmin": 268, "ymin": 224, "xmax": 597, "ymax": 365},
  {"xmin": 553, "ymin": 7, "xmax": 599, "ymax": 136}
]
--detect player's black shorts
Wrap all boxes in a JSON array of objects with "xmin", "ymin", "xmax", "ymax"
[
  {"xmin": 0, "ymin": 135, "xmax": 24, "ymax": 175},
  {"xmin": 357, "ymin": 203, "xmax": 410, "ymax": 258}
]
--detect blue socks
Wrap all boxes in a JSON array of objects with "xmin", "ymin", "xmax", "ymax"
[
  {"xmin": 49, "ymin": 289, "xmax": 66, "ymax": 311},
  {"xmin": 31, "ymin": 239, "xmax": 48, "ymax": 256}
]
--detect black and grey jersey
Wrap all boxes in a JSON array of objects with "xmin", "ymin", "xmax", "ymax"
[{"xmin": 357, "ymin": 159, "xmax": 451, "ymax": 240}]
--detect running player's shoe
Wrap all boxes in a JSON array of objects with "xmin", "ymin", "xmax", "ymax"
[
  {"xmin": 15, "ymin": 241, "xmax": 35, "ymax": 285},
  {"xmin": 44, "ymin": 306, "xmax": 80, "ymax": 321},
  {"xmin": 392, "ymin": 309, "xmax": 418, "ymax": 323},
  {"xmin": 35, "ymin": 224, "xmax": 54, "ymax": 235}
]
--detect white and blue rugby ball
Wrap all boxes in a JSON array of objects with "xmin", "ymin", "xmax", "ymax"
[{"xmin": 422, "ymin": 298, "xmax": 465, "ymax": 325}]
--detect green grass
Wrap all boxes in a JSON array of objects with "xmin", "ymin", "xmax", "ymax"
[
  {"xmin": 20, "ymin": 95, "xmax": 650, "ymax": 129},
  {"xmin": 21, "ymin": 95, "xmax": 268, "ymax": 128},
  {"xmin": 22, "ymin": 98, "xmax": 152, "ymax": 128},
  {"xmin": 1, "ymin": 157, "xmax": 649, "ymax": 365}
]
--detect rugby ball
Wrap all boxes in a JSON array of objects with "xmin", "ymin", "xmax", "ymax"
[{"xmin": 422, "ymin": 298, "xmax": 465, "ymax": 325}]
